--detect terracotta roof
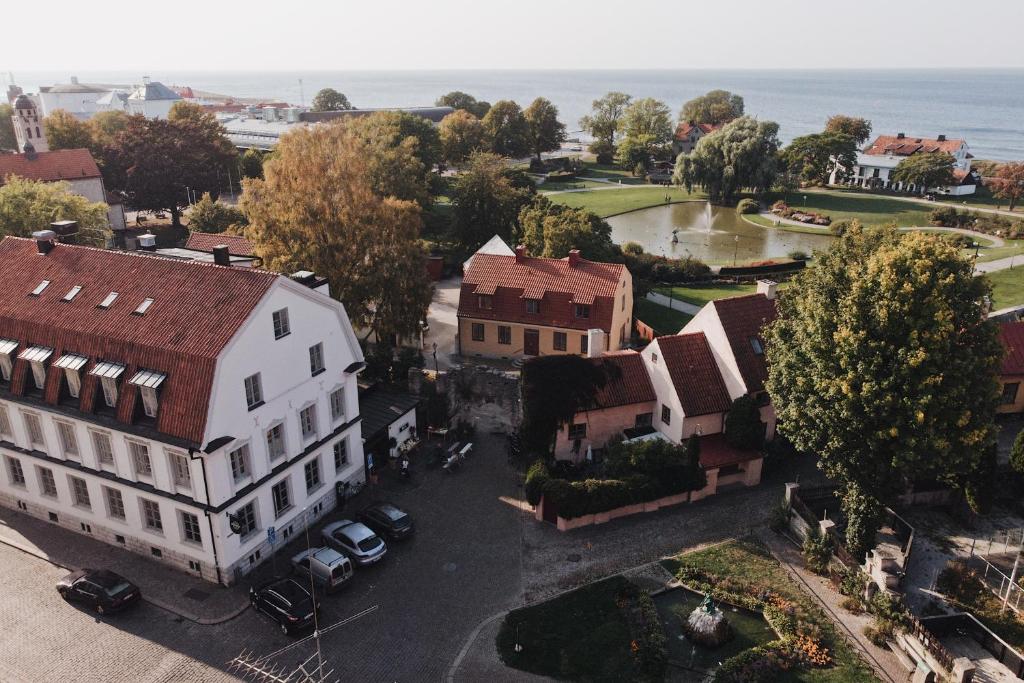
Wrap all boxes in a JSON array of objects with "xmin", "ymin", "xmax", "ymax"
[
  {"xmin": 1000, "ymin": 321, "xmax": 1024, "ymax": 376},
  {"xmin": 185, "ymin": 232, "xmax": 255, "ymax": 257},
  {"xmin": 864, "ymin": 135, "xmax": 964, "ymax": 157},
  {"xmin": 698, "ymin": 433, "xmax": 762, "ymax": 469},
  {"xmin": 674, "ymin": 121, "xmax": 720, "ymax": 141},
  {"xmin": 589, "ymin": 351, "xmax": 655, "ymax": 409},
  {"xmin": 0, "ymin": 149, "xmax": 101, "ymax": 184},
  {"xmin": 711, "ymin": 294, "xmax": 778, "ymax": 394},
  {"xmin": 458, "ymin": 252, "xmax": 628, "ymax": 332},
  {"xmin": 656, "ymin": 332, "xmax": 732, "ymax": 416},
  {"xmin": 0, "ymin": 237, "xmax": 278, "ymax": 444}
]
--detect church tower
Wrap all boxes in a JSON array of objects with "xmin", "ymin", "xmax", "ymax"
[{"xmin": 12, "ymin": 94, "xmax": 48, "ymax": 153}]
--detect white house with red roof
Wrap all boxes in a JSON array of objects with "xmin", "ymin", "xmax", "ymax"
[
  {"xmin": 0, "ymin": 234, "xmax": 366, "ymax": 585},
  {"xmin": 672, "ymin": 121, "xmax": 722, "ymax": 156},
  {"xmin": 831, "ymin": 133, "xmax": 980, "ymax": 195}
]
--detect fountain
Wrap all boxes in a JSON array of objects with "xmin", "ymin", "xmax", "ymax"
[{"xmin": 682, "ymin": 592, "xmax": 734, "ymax": 648}]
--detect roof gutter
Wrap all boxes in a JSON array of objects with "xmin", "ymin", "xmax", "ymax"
[{"xmin": 188, "ymin": 447, "xmax": 222, "ymax": 586}]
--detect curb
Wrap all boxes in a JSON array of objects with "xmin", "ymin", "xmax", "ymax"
[{"xmin": 0, "ymin": 535, "xmax": 249, "ymax": 626}]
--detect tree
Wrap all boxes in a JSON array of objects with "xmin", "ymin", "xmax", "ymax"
[
  {"xmin": 0, "ymin": 104, "xmax": 16, "ymax": 151},
  {"xmin": 674, "ymin": 116, "xmax": 780, "ymax": 203},
  {"xmin": 343, "ymin": 111, "xmax": 440, "ymax": 207},
  {"xmin": 238, "ymin": 148, "xmax": 266, "ymax": 179},
  {"xmin": 990, "ymin": 162, "xmax": 1024, "ymax": 211},
  {"xmin": 435, "ymin": 91, "xmax": 491, "ymax": 119},
  {"xmin": 891, "ymin": 152, "xmax": 956, "ymax": 194},
  {"xmin": 517, "ymin": 195, "xmax": 615, "ymax": 261},
  {"xmin": 188, "ymin": 192, "xmax": 247, "ymax": 233},
  {"xmin": 523, "ymin": 97, "xmax": 566, "ymax": 161},
  {"xmin": 0, "ymin": 176, "xmax": 109, "ymax": 246},
  {"xmin": 679, "ymin": 89, "xmax": 744, "ymax": 126},
  {"xmin": 44, "ymin": 109, "xmax": 93, "ymax": 151},
  {"xmin": 241, "ymin": 123, "xmax": 432, "ymax": 343},
  {"xmin": 723, "ymin": 395, "xmax": 765, "ymax": 450},
  {"xmin": 1011, "ymin": 429, "xmax": 1024, "ymax": 475},
  {"xmin": 520, "ymin": 355, "xmax": 609, "ymax": 453},
  {"xmin": 482, "ymin": 100, "xmax": 530, "ymax": 159},
  {"xmin": 579, "ymin": 92, "xmax": 631, "ymax": 162},
  {"xmin": 311, "ymin": 88, "xmax": 353, "ymax": 112},
  {"xmin": 616, "ymin": 98, "xmax": 673, "ymax": 169},
  {"xmin": 439, "ymin": 110, "xmax": 486, "ymax": 166},
  {"xmin": 451, "ymin": 151, "xmax": 535, "ymax": 249},
  {"xmin": 782, "ymin": 132, "xmax": 858, "ymax": 185},
  {"xmin": 824, "ymin": 115, "xmax": 872, "ymax": 146},
  {"xmin": 765, "ymin": 226, "xmax": 1001, "ymax": 557}
]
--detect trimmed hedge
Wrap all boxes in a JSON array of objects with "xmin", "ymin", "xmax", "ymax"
[
  {"xmin": 540, "ymin": 472, "xmax": 702, "ymax": 519},
  {"xmin": 524, "ymin": 460, "xmax": 550, "ymax": 506}
]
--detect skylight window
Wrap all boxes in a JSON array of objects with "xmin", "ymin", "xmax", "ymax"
[
  {"xmin": 134, "ymin": 298, "xmax": 155, "ymax": 315},
  {"xmin": 30, "ymin": 280, "xmax": 50, "ymax": 296},
  {"xmin": 63, "ymin": 285, "xmax": 82, "ymax": 301},
  {"xmin": 98, "ymin": 292, "xmax": 118, "ymax": 309},
  {"xmin": 750, "ymin": 338, "xmax": 764, "ymax": 355}
]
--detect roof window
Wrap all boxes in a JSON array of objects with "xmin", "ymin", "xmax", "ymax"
[
  {"xmin": 30, "ymin": 280, "xmax": 50, "ymax": 296},
  {"xmin": 749, "ymin": 338, "xmax": 764, "ymax": 355},
  {"xmin": 63, "ymin": 285, "xmax": 82, "ymax": 301},
  {"xmin": 98, "ymin": 292, "xmax": 118, "ymax": 309},
  {"xmin": 134, "ymin": 298, "xmax": 155, "ymax": 315}
]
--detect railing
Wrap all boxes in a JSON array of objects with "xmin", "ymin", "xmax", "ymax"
[
  {"xmin": 906, "ymin": 612, "xmax": 956, "ymax": 672},
  {"xmin": 921, "ymin": 612, "xmax": 1024, "ymax": 678}
]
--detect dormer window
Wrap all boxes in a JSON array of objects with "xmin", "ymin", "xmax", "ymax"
[
  {"xmin": 0, "ymin": 339, "xmax": 17, "ymax": 382},
  {"xmin": 476, "ymin": 295, "xmax": 492, "ymax": 310},
  {"xmin": 30, "ymin": 280, "xmax": 50, "ymax": 296},
  {"xmin": 54, "ymin": 353, "xmax": 88, "ymax": 398},
  {"xmin": 525, "ymin": 299, "xmax": 540, "ymax": 315},
  {"xmin": 130, "ymin": 369, "xmax": 167, "ymax": 419},
  {"xmin": 133, "ymin": 298, "xmax": 154, "ymax": 315},
  {"xmin": 98, "ymin": 292, "xmax": 118, "ymax": 309},
  {"xmin": 18, "ymin": 346, "xmax": 53, "ymax": 390},
  {"xmin": 89, "ymin": 361, "xmax": 126, "ymax": 409},
  {"xmin": 574, "ymin": 304, "xmax": 590, "ymax": 319},
  {"xmin": 63, "ymin": 285, "xmax": 82, "ymax": 301}
]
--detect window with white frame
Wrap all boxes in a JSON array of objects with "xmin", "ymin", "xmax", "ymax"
[
  {"xmin": 330, "ymin": 388, "xmax": 345, "ymax": 422},
  {"xmin": 128, "ymin": 441, "xmax": 152, "ymax": 479},
  {"xmin": 104, "ymin": 487, "xmax": 125, "ymax": 520},
  {"xmin": 69, "ymin": 476, "xmax": 91, "ymax": 508},
  {"xmin": 271, "ymin": 478, "xmax": 291, "ymax": 517},
  {"xmin": 180, "ymin": 511, "xmax": 202, "ymax": 544},
  {"xmin": 235, "ymin": 501, "xmax": 258, "ymax": 538},
  {"xmin": 139, "ymin": 387, "xmax": 159, "ymax": 418},
  {"xmin": 169, "ymin": 451, "xmax": 191, "ymax": 488},
  {"xmin": 333, "ymin": 439, "xmax": 348, "ymax": 472},
  {"xmin": 22, "ymin": 411, "xmax": 44, "ymax": 447},
  {"xmin": 309, "ymin": 343, "xmax": 325, "ymax": 376},
  {"xmin": 304, "ymin": 456, "xmax": 322, "ymax": 493},
  {"xmin": 299, "ymin": 405, "xmax": 317, "ymax": 440},
  {"xmin": 130, "ymin": 369, "xmax": 166, "ymax": 419},
  {"xmin": 91, "ymin": 430, "xmax": 114, "ymax": 467},
  {"xmin": 0, "ymin": 403, "xmax": 11, "ymax": 438},
  {"xmin": 229, "ymin": 444, "xmax": 250, "ymax": 482},
  {"xmin": 55, "ymin": 420, "xmax": 79, "ymax": 457},
  {"xmin": 266, "ymin": 424, "xmax": 285, "ymax": 460},
  {"xmin": 244, "ymin": 373, "xmax": 263, "ymax": 410},
  {"xmin": 90, "ymin": 360, "xmax": 125, "ymax": 410},
  {"xmin": 37, "ymin": 466, "xmax": 57, "ymax": 497},
  {"xmin": 0, "ymin": 339, "xmax": 15, "ymax": 382},
  {"xmin": 140, "ymin": 498, "xmax": 162, "ymax": 532},
  {"xmin": 6, "ymin": 456, "xmax": 25, "ymax": 487},
  {"xmin": 272, "ymin": 308, "xmax": 290, "ymax": 339},
  {"xmin": 100, "ymin": 377, "xmax": 119, "ymax": 408}
]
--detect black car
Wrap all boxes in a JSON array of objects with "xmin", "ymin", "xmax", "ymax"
[
  {"xmin": 249, "ymin": 577, "xmax": 319, "ymax": 636},
  {"xmin": 358, "ymin": 502, "xmax": 414, "ymax": 540},
  {"xmin": 56, "ymin": 569, "xmax": 141, "ymax": 614}
]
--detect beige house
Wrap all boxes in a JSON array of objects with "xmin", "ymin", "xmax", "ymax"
[{"xmin": 999, "ymin": 321, "xmax": 1024, "ymax": 414}]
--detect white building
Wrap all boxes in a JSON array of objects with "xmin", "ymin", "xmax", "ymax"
[
  {"xmin": 11, "ymin": 94, "xmax": 47, "ymax": 153},
  {"xmin": 125, "ymin": 78, "xmax": 182, "ymax": 119},
  {"xmin": 38, "ymin": 78, "xmax": 107, "ymax": 118},
  {"xmin": 0, "ymin": 234, "xmax": 367, "ymax": 585},
  {"xmin": 831, "ymin": 133, "xmax": 980, "ymax": 196}
]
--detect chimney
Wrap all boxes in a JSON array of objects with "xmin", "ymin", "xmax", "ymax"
[
  {"xmin": 212, "ymin": 245, "xmax": 231, "ymax": 266},
  {"xmin": 515, "ymin": 245, "xmax": 527, "ymax": 263},
  {"xmin": 756, "ymin": 279, "xmax": 778, "ymax": 300},
  {"xmin": 138, "ymin": 233, "xmax": 157, "ymax": 251},
  {"xmin": 70, "ymin": 76, "xmax": 79, "ymax": 85},
  {"xmin": 142, "ymin": 76, "xmax": 151, "ymax": 85},
  {"xmin": 896, "ymin": 132, "xmax": 905, "ymax": 139},
  {"xmin": 568, "ymin": 249, "xmax": 581, "ymax": 267},
  {"xmin": 50, "ymin": 220, "xmax": 78, "ymax": 239},
  {"xmin": 32, "ymin": 230, "xmax": 57, "ymax": 255},
  {"xmin": 937, "ymin": 134, "xmax": 946, "ymax": 142}
]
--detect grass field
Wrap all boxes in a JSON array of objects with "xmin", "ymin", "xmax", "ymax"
[
  {"xmin": 634, "ymin": 297, "xmax": 692, "ymax": 335},
  {"xmin": 987, "ymin": 267, "xmax": 1024, "ymax": 309},
  {"xmin": 548, "ymin": 185, "xmax": 705, "ymax": 217},
  {"xmin": 653, "ymin": 283, "xmax": 759, "ymax": 306},
  {"xmin": 769, "ymin": 190, "xmax": 934, "ymax": 227}
]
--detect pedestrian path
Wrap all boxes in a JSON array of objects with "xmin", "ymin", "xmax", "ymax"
[{"xmin": 645, "ymin": 290, "xmax": 702, "ymax": 315}]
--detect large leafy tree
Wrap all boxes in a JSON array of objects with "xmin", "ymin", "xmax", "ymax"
[
  {"xmin": 343, "ymin": 111, "xmax": 440, "ymax": 207},
  {"xmin": 482, "ymin": 100, "xmax": 531, "ymax": 159},
  {"xmin": 892, "ymin": 152, "xmax": 956, "ymax": 194},
  {"xmin": 824, "ymin": 115, "xmax": 873, "ymax": 146},
  {"xmin": 517, "ymin": 195, "xmax": 615, "ymax": 261},
  {"xmin": 435, "ymin": 91, "xmax": 491, "ymax": 119},
  {"xmin": 674, "ymin": 116, "xmax": 780, "ymax": 203},
  {"xmin": 579, "ymin": 92, "xmax": 631, "ymax": 162},
  {"xmin": 188, "ymin": 192, "xmax": 247, "ymax": 233},
  {"xmin": 89, "ymin": 110, "xmax": 131, "ymax": 148},
  {"xmin": 0, "ymin": 176, "xmax": 110, "ymax": 246},
  {"xmin": 43, "ymin": 109, "xmax": 93, "ymax": 151},
  {"xmin": 451, "ymin": 151, "xmax": 535, "ymax": 249},
  {"xmin": 616, "ymin": 97, "xmax": 673, "ymax": 169},
  {"xmin": 438, "ymin": 110, "xmax": 486, "ymax": 166},
  {"xmin": 520, "ymin": 355, "xmax": 608, "ymax": 453},
  {"xmin": 782, "ymin": 131, "xmax": 858, "ymax": 185},
  {"xmin": 679, "ymin": 89, "xmax": 744, "ymax": 126},
  {"xmin": 990, "ymin": 162, "xmax": 1024, "ymax": 210},
  {"xmin": 241, "ymin": 123, "xmax": 432, "ymax": 343},
  {"xmin": 765, "ymin": 225, "xmax": 1001, "ymax": 557},
  {"xmin": 311, "ymin": 88, "xmax": 352, "ymax": 112},
  {"xmin": 523, "ymin": 97, "xmax": 566, "ymax": 161},
  {"xmin": 0, "ymin": 104, "xmax": 16, "ymax": 151}
]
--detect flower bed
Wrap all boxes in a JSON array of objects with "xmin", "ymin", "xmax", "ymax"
[{"xmin": 771, "ymin": 200, "xmax": 831, "ymax": 226}]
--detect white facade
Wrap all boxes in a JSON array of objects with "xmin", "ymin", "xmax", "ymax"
[
  {"xmin": 639, "ymin": 339, "xmax": 726, "ymax": 444},
  {"xmin": 11, "ymin": 97, "xmax": 47, "ymax": 152},
  {"xmin": 831, "ymin": 137, "xmax": 976, "ymax": 195}
]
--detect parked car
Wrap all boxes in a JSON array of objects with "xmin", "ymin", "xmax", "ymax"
[
  {"xmin": 321, "ymin": 519, "xmax": 387, "ymax": 566},
  {"xmin": 56, "ymin": 569, "xmax": 141, "ymax": 615},
  {"xmin": 291, "ymin": 546, "xmax": 354, "ymax": 593},
  {"xmin": 358, "ymin": 502, "xmax": 414, "ymax": 541},
  {"xmin": 249, "ymin": 577, "xmax": 319, "ymax": 636}
]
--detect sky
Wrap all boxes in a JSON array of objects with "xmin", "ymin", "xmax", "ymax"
[{"xmin": 2, "ymin": 0, "xmax": 1023, "ymax": 71}]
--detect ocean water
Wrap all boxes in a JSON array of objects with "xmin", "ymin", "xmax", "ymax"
[{"xmin": 12, "ymin": 69, "xmax": 1024, "ymax": 160}]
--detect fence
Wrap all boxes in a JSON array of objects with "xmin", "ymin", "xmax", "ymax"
[
  {"xmin": 921, "ymin": 612, "xmax": 1024, "ymax": 678},
  {"xmin": 965, "ymin": 552, "xmax": 1024, "ymax": 615},
  {"xmin": 905, "ymin": 612, "xmax": 956, "ymax": 673}
]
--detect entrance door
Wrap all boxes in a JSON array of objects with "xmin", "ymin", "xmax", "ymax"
[{"xmin": 524, "ymin": 329, "xmax": 539, "ymax": 356}]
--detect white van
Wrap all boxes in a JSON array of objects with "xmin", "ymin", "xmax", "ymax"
[{"xmin": 291, "ymin": 547, "xmax": 354, "ymax": 594}]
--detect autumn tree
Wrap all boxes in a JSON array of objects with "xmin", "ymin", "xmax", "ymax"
[
  {"xmin": 241, "ymin": 123, "xmax": 432, "ymax": 343},
  {"xmin": 450, "ymin": 151, "xmax": 535, "ymax": 249},
  {"xmin": 311, "ymin": 88, "xmax": 353, "ymax": 112},
  {"xmin": 765, "ymin": 226, "xmax": 1001, "ymax": 558},
  {"xmin": 523, "ymin": 97, "xmax": 566, "ymax": 161},
  {"xmin": 517, "ymin": 195, "xmax": 615, "ymax": 260},
  {"xmin": 89, "ymin": 110, "xmax": 131, "ymax": 148},
  {"xmin": 579, "ymin": 92, "xmax": 631, "ymax": 163},
  {"xmin": 0, "ymin": 176, "xmax": 109, "ymax": 246},
  {"xmin": 435, "ymin": 91, "xmax": 491, "ymax": 119},
  {"xmin": 679, "ymin": 89, "xmax": 744, "ymax": 126},
  {"xmin": 616, "ymin": 97, "xmax": 673, "ymax": 170},
  {"xmin": 44, "ymin": 109, "xmax": 93, "ymax": 150},
  {"xmin": 892, "ymin": 152, "xmax": 956, "ymax": 194},
  {"xmin": 439, "ymin": 110, "xmax": 486, "ymax": 166},
  {"xmin": 824, "ymin": 115, "xmax": 873, "ymax": 146},
  {"xmin": 238, "ymin": 148, "xmax": 266, "ymax": 179},
  {"xmin": 482, "ymin": 100, "xmax": 530, "ymax": 158},
  {"xmin": 990, "ymin": 162, "xmax": 1024, "ymax": 210},
  {"xmin": 188, "ymin": 192, "xmax": 247, "ymax": 233},
  {"xmin": 0, "ymin": 104, "xmax": 16, "ymax": 151},
  {"xmin": 782, "ymin": 131, "xmax": 858, "ymax": 185},
  {"xmin": 674, "ymin": 116, "xmax": 780, "ymax": 203},
  {"xmin": 343, "ymin": 111, "xmax": 440, "ymax": 207}
]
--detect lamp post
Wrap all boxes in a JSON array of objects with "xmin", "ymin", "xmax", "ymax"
[
  {"xmin": 431, "ymin": 342, "xmax": 438, "ymax": 375},
  {"xmin": 733, "ymin": 235, "xmax": 740, "ymax": 266},
  {"xmin": 973, "ymin": 242, "xmax": 980, "ymax": 260}
]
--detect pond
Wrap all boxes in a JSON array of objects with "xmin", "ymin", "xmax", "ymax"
[{"xmin": 607, "ymin": 202, "xmax": 835, "ymax": 264}]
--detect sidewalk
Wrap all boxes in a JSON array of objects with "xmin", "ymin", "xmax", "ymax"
[
  {"xmin": 645, "ymin": 290, "xmax": 702, "ymax": 316},
  {"xmin": 0, "ymin": 508, "xmax": 250, "ymax": 624}
]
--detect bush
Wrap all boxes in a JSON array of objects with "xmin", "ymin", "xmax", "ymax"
[
  {"xmin": 724, "ymin": 395, "xmax": 765, "ymax": 450},
  {"xmin": 621, "ymin": 241, "xmax": 644, "ymax": 256},
  {"xmin": 768, "ymin": 501, "xmax": 791, "ymax": 532},
  {"xmin": 829, "ymin": 218, "xmax": 853, "ymax": 236},
  {"xmin": 862, "ymin": 624, "xmax": 889, "ymax": 647},
  {"xmin": 736, "ymin": 198, "xmax": 760, "ymax": 214},
  {"xmin": 929, "ymin": 206, "xmax": 960, "ymax": 227},
  {"xmin": 1010, "ymin": 430, "xmax": 1024, "ymax": 475},
  {"xmin": 631, "ymin": 590, "xmax": 668, "ymax": 681},
  {"xmin": 840, "ymin": 596, "xmax": 864, "ymax": 614},
  {"xmin": 942, "ymin": 232, "xmax": 975, "ymax": 249},
  {"xmin": 632, "ymin": 162, "xmax": 647, "ymax": 178},
  {"xmin": 524, "ymin": 460, "xmax": 550, "ymax": 506},
  {"xmin": 787, "ymin": 250, "xmax": 809, "ymax": 261},
  {"xmin": 802, "ymin": 529, "xmax": 832, "ymax": 575}
]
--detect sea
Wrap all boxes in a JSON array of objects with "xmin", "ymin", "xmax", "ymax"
[{"xmin": 11, "ymin": 69, "xmax": 1024, "ymax": 161}]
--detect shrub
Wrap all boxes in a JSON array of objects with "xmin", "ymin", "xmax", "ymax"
[
  {"xmin": 771, "ymin": 200, "xmax": 789, "ymax": 213},
  {"xmin": 768, "ymin": 501, "xmax": 791, "ymax": 532},
  {"xmin": 621, "ymin": 241, "xmax": 644, "ymax": 256},
  {"xmin": 829, "ymin": 218, "xmax": 853, "ymax": 236},
  {"xmin": 724, "ymin": 395, "xmax": 765, "ymax": 450},
  {"xmin": 630, "ymin": 590, "xmax": 668, "ymax": 680},
  {"xmin": 1010, "ymin": 430, "xmax": 1024, "ymax": 475},
  {"xmin": 862, "ymin": 624, "xmax": 889, "ymax": 647},
  {"xmin": 736, "ymin": 198, "xmax": 760, "ymax": 214},
  {"xmin": 840, "ymin": 596, "xmax": 863, "ymax": 614},
  {"xmin": 802, "ymin": 529, "xmax": 832, "ymax": 575},
  {"xmin": 838, "ymin": 566, "xmax": 867, "ymax": 599},
  {"xmin": 787, "ymin": 250, "xmax": 809, "ymax": 261},
  {"xmin": 524, "ymin": 460, "xmax": 550, "ymax": 506},
  {"xmin": 929, "ymin": 206, "xmax": 960, "ymax": 227},
  {"xmin": 942, "ymin": 232, "xmax": 975, "ymax": 249}
]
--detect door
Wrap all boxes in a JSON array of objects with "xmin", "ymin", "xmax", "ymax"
[{"xmin": 524, "ymin": 329, "xmax": 539, "ymax": 356}]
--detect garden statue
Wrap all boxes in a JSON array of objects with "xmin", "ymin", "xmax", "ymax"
[{"xmin": 683, "ymin": 591, "xmax": 734, "ymax": 647}]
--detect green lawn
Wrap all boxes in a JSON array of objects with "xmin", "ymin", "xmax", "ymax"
[
  {"xmin": 549, "ymin": 186, "xmax": 705, "ymax": 218},
  {"xmin": 538, "ymin": 179, "xmax": 608, "ymax": 192},
  {"xmin": 976, "ymin": 239, "xmax": 1024, "ymax": 264},
  {"xmin": 987, "ymin": 267, "xmax": 1024, "ymax": 310},
  {"xmin": 578, "ymin": 163, "xmax": 648, "ymax": 183},
  {"xmin": 653, "ymin": 283, "xmax": 758, "ymax": 306},
  {"xmin": 635, "ymin": 297, "xmax": 692, "ymax": 335},
  {"xmin": 770, "ymin": 190, "xmax": 934, "ymax": 227}
]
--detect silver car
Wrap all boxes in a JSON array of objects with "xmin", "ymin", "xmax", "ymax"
[
  {"xmin": 321, "ymin": 520, "xmax": 387, "ymax": 566},
  {"xmin": 291, "ymin": 546, "xmax": 353, "ymax": 593}
]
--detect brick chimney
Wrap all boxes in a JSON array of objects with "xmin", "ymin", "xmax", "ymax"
[
  {"xmin": 937, "ymin": 134, "xmax": 946, "ymax": 142},
  {"xmin": 756, "ymin": 279, "xmax": 778, "ymax": 300},
  {"xmin": 567, "ymin": 249, "xmax": 581, "ymax": 267},
  {"xmin": 515, "ymin": 245, "xmax": 527, "ymax": 263},
  {"xmin": 896, "ymin": 132, "xmax": 905, "ymax": 139}
]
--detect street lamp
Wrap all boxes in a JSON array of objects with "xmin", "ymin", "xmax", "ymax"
[
  {"xmin": 733, "ymin": 235, "xmax": 740, "ymax": 266},
  {"xmin": 973, "ymin": 242, "xmax": 980, "ymax": 260},
  {"xmin": 431, "ymin": 342, "xmax": 439, "ymax": 375}
]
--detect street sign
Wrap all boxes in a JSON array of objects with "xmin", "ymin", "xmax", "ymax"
[
  {"xmin": 228, "ymin": 512, "xmax": 243, "ymax": 535},
  {"xmin": 267, "ymin": 526, "xmax": 277, "ymax": 545},
  {"xmin": 367, "ymin": 453, "xmax": 374, "ymax": 470}
]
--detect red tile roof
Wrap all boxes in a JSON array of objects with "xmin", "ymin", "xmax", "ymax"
[
  {"xmin": 698, "ymin": 433, "xmax": 762, "ymax": 469},
  {"xmin": 711, "ymin": 294, "xmax": 778, "ymax": 394},
  {"xmin": 589, "ymin": 351, "xmax": 655, "ymax": 409},
  {"xmin": 1000, "ymin": 321, "xmax": 1024, "ymax": 376},
  {"xmin": 0, "ymin": 237, "xmax": 278, "ymax": 444},
  {"xmin": 674, "ymin": 122, "xmax": 720, "ymax": 141},
  {"xmin": 864, "ymin": 135, "xmax": 964, "ymax": 157},
  {"xmin": 458, "ymin": 252, "xmax": 628, "ymax": 333},
  {"xmin": 656, "ymin": 332, "xmax": 732, "ymax": 416},
  {"xmin": 0, "ymin": 149, "xmax": 101, "ymax": 184},
  {"xmin": 185, "ymin": 232, "xmax": 256, "ymax": 257}
]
